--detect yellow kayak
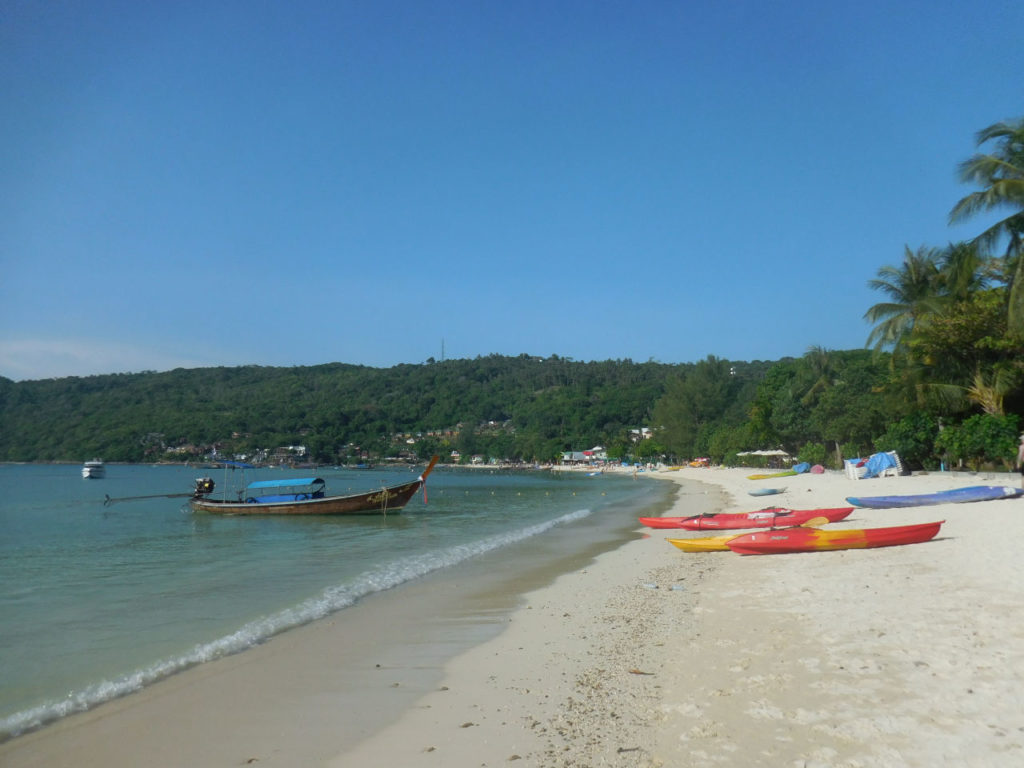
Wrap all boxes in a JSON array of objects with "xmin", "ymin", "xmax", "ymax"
[
  {"xmin": 746, "ymin": 470, "xmax": 797, "ymax": 480},
  {"xmin": 667, "ymin": 515, "xmax": 833, "ymax": 552},
  {"xmin": 666, "ymin": 534, "xmax": 739, "ymax": 552}
]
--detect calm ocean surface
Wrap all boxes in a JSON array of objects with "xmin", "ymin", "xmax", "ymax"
[{"xmin": 0, "ymin": 462, "xmax": 670, "ymax": 740}]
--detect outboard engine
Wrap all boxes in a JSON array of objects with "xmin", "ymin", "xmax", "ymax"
[{"xmin": 194, "ymin": 477, "xmax": 215, "ymax": 497}]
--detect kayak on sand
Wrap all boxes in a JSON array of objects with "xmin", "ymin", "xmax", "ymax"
[
  {"xmin": 639, "ymin": 506, "xmax": 853, "ymax": 531},
  {"xmin": 847, "ymin": 485, "xmax": 1023, "ymax": 509},
  {"xmin": 667, "ymin": 533, "xmax": 743, "ymax": 552},
  {"xmin": 666, "ymin": 515, "xmax": 832, "ymax": 552},
  {"xmin": 726, "ymin": 520, "xmax": 944, "ymax": 555},
  {"xmin": 746, "ymin": 462, "xmax": 810, "ymax": 480},
  {"xmin": 749, "ymin": 487, "xmax": 786, "ymax": 496}
]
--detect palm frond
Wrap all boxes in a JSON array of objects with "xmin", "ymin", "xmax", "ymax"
[
  {"xmin": 975, "ymin": 119, "xmax": 1024, "ymax": 145},
  {"xmin": 955, "ymin": 154, "xmax": 1024, "ymax": 186},
  {"xmin": 862, "ymin": 301, "xmax": 905, "ymax": 323},
  {"xmin": 921, "ymin": 381, "xmax": 969, "ymax": 412}
]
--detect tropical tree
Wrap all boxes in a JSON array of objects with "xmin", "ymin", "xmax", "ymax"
[
  {"xmin": 864, "ymin": 245, "xmax": 944, "ymax": 350},
  {"xmin": 874, "ymin": 412, "xmax": 941, "ymax": 470},
  {"xmin": 937, "ymin": 240, "xmax": 988, "ymax": 300},
  {"xmin": 652, "ymin": 355, "xmax": 738, "ymax": 459},
  {"xmin": 949, "ymin": 116, "xmax": 1024, "ymax": 334},
  {"xmin": 935, "ymin": 413, "xmax": 1021, "ymax": 471},
  {"xmin": 800, "ymin": 346, "xmax": 838, "ymax": 404},
  {"xmin": 747, "ymin": 349, "xmax": 890, "ymax": 463},
  {"xmin": 965, "ymin": 367, "xmax": 1018, "ymax": 416}
]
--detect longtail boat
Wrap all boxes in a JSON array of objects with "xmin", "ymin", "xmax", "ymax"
[
  {"xmin": 725, "ymin": 520, "xmax": 944, "ymax": 555},
  {"xmin": 639, "ymin": 506, "xmax": 853, "ymax": 531},
  {"xmin": 189, "ymin": 456, "xmax": 439, "ymax": 515}
]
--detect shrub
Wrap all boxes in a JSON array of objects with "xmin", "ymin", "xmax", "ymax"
[
  {"xmin": 934, "ymin": 413, "xmax": 1020, "ymax": 471},
  {"xmin": 797, "ymin": 442, "xmax": 827, "ymax": 467},
  {"xmin": 874, "ymin": 413, "xmax": 940, "ymax": 470},
  {"xmin": 839, "ymin": 442, "xmax": 863, "ymax": 461}
]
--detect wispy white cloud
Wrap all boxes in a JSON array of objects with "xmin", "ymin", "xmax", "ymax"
[{"xmin": 0, "ymin": 339, "xmax": 212, "ymax": 381}]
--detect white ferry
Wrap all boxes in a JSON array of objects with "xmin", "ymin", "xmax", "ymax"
[{"xmin": 82, "ymin": 460, "xmax": 106, "ymax": 479}]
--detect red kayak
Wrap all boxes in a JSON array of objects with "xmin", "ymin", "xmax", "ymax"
[
  {"xmin": 639, "ymin": 507, "xmax": 853, "ymax": 531},
  {"xmin": 726, "ymin": 520, "xmax": 943, "ymax": 555}
]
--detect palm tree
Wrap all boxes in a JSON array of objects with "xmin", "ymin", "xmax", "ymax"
[
  {"xmin": 864, "ymin": 245, "xmax": 944, "ymax": 351},
  {"xmin": 949, "ymin": 116, "xmax": 1024, "ymax": 333},
  {"xmin": 965, "ymin": 366, "xmax": 1018, "ymax": 416},
  {"xmin": 937, "ymin": 240, "xmax": 987, "ymax": 300},
  {"xmin": 800, "ymin": 346, "xmax": 836, "ymax": 405},
  {"xmin": 926, "ymin": 364, "xmax": 1019, "ymax": 417}
]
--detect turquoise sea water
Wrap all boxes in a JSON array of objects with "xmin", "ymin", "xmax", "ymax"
[{"xmin": 0, "ymin": 462, "xmax": 669, "ymax": 740}]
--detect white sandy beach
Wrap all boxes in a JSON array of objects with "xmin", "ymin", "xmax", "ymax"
[
  {"xmin": 3, "ymin": 465, "xmax": 1023, "ymax": 767},
  {"xmin": 334, "ymin": 466, "xmax": 1024, "ymax": 768}
]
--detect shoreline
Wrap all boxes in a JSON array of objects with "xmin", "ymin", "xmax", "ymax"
[
  {"xmin": 3, "ymin": 466, "xmax": 1023, "ymax": 766},
  {"xmin": 0, "ymin": 467, "xmax": 677, "ymax": 767},
  {"xmin": 335, "ymin": 466, "xmax": 1024, "ymax": 767}
]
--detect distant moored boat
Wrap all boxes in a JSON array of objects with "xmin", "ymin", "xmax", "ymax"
[{"xmin": 81, "ymin": 460, "xmax": 105, "ymax": 479}]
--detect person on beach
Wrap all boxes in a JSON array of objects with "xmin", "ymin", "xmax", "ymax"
[{"xmin": 1018, "ymin": 433, "xmax": 1024, "ymax": 489}]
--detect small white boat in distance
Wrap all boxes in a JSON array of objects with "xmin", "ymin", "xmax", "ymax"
[{"xmin": 82, "ymin": 460, "xmax": 105, "ymax": 479}]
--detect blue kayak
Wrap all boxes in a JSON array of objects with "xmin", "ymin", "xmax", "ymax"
[
  {"xmin": 847, "ymin": 485, "xmax": 1024, "ymax": 508},
  {"xmin": 748, "ymin": 487, "xmax": 786, "ymax": 497}
]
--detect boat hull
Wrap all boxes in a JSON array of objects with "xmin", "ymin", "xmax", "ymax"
[
  {"xmin": 191, "ymin": 477, "xmax": 425, "ymax": 515},
  {"xmin": 847, "ymin": 485, "xmax": 1023, "ymax": 508},
  {"xmin": 640, "ymin": 507, "xmax": 853, "ymax": 531},
  {"xmin": 726, "ymin": 521, "xmax": 944, "ymax": 555}
]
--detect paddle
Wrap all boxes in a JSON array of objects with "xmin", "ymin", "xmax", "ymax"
[
  {"xmin": 799, "ymin": 516, "xmax": 829, "ymax": 528},
  {"xmin": 103, "ymin": 492, "xmax": 194, "ymax": 507}
]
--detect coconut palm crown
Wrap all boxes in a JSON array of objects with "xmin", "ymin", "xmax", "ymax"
[
  {"xmin": 864, "ymin": 246, "xmax": 944, "ymax": 351},
  {"xmin": 949, "ymin": 116, "xmax": 1024, "ymax": 333}
]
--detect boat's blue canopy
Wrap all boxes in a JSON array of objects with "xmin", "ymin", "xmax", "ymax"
[{"xmin": 245, "ymin": 478, "xmax": 325, "ymax": 490}]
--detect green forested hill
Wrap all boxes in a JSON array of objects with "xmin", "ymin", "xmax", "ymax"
[
  {"xmin": 4, "ymin": 346, "xmax": 1016, "ymax": 470},
  {"xmin": 0, "ymin": 355, "xmax": 771, "ymax": 463}
]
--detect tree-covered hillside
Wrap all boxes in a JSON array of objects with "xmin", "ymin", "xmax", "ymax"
[{"xmin": 1, "ymin": 355, "xmax": 774, "ymax": 464}]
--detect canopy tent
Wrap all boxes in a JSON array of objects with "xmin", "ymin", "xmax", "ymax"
[
  {"xmin": 736, "ymin": 449, "xmax": 792, "ymax": 459},
  {"xmin": 736, "ymin": 449, "xmax": 793, "ymax": 468}
]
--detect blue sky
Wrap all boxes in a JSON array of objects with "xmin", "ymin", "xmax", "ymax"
[{"xmin": 2, "ymin": 1, "xmax": 1021, "ymax": 381}]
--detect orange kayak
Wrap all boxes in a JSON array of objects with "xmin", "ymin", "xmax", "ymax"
[{"xmin": 726, "ymin": 521, "xmax": 944, "ymax": 555}]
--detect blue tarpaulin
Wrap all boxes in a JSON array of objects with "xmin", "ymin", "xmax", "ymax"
[{"xmin": 862, "ymin": 452, "xmax": 898, "ymax": 479}]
